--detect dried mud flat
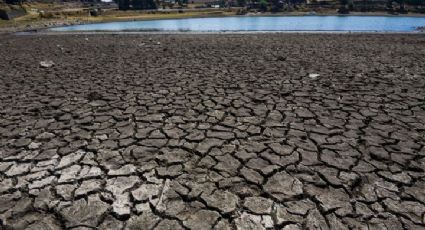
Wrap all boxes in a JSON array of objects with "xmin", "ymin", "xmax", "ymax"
[{"xmin": 0, "ymin": 33, "xmax": 425, "ymax": 230}]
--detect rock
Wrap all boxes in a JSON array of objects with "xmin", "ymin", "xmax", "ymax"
[
  {"xmin": 308, "ymin": 73, "xmax": 320, "ymax": 80},
  {"xmin": 264, "ymin": 171, "xmax": 303, "ymax": 200},
  {"xmin": 40, "ymin": 60, "xmax": 54, "ymax": 68}
]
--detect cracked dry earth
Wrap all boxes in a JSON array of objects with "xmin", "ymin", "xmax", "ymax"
[{"xmin": 0, "ymin": 33, "xmax": 425, "ymax": 230}]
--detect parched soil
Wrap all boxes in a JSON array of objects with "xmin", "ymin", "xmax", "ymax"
[{"xmin": 0, "ymin": 33, "xmax": 425, "ymax": 229}]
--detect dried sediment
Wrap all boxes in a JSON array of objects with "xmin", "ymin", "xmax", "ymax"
[{"xmin": 0, "ymin": 34, "xmax": 425, "ymax": 229}]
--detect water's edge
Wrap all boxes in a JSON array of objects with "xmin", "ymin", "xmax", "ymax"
[{"xmin": 46, "ymin": 15, "xmax": 425, "ymax": 33}]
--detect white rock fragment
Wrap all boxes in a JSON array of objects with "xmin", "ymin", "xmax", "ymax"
[
  {"xmin": 40, "ymin": 60, "xmax": 54, "ymax": 68},
  {"xmin": 308, "ymin": 73, "xmax": 320, "ymax": 80}
]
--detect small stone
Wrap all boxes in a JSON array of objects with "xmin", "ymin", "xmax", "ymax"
[
  {"xmin": 308, "ymin": 73, "xmax": 320, "ymax": 80},
  {"xmin": 40, "ymin": 60, "xmax": 54, "ymax": 68}
]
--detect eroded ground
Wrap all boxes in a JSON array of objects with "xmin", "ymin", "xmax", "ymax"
[{"xmin": 0, "ymin": 34, "xmax": 425, "ymax": 229}]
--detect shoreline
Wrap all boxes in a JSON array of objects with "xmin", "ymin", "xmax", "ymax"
[{"xmin": 2, "ymin": 10, "xmax": 425, "ymax": 34}]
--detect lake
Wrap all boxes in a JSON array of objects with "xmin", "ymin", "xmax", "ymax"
[{"xmin": 50, "ymin": 16, "xmax": 425, "ymax": 32}]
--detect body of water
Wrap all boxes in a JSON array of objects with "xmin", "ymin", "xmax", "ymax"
[{"xmin": 50, "ymin": 16, "xmax": 425, "ymax": 32}]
